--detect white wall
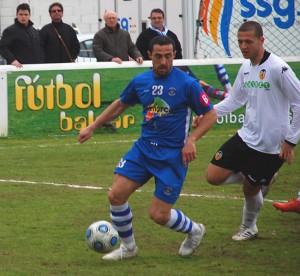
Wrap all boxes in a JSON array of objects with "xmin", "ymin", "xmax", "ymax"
[
  {"xmin": 0, "ymin": 0, "xmax": 99, "ymax": 33},
  {"xmin": 0, "ymin": 0, "xmax": 194, "ymax": 57}
]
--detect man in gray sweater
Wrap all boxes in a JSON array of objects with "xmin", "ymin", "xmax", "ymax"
[{"xmin": 93, "ymin": 10, "xmax": 143, "ymax": 64}]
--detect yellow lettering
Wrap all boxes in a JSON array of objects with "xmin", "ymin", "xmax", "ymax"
[
  {"xmin": 45, "ymin": 80, "xmax": 55, "ymax": 110},
  {"xmin": 60, "ymin": 111, "xmax": 73, "ymax": 131},
  {"xmin": 88, "ymin": 110, "xmax": 95, "ymax": 125},
  {"xmin": 74, "ymin": 116, "xmax": 87, "ymax": 130},
  {"xmin": 93, "ymin": 73, "xmax": 101, "ymax": 108},
  {"xmin": 75, "ymin": 83, "xmax": 91, "ymax": 108},
  {"xmin": 56, "ymin": 74, "xmax": 73, "ymax": 109},
  {"xmin": 113, "ymin": 116, "xmax": 122, "ymax": 128},
  {"xmin": 15, "ymin": 75, "xmax": 32, "ymax": 111},
  {"xmin": 122, "ymin": 114, "xmax": 135, "ymax": 128},
  {"xmin": 27, "ymin": 85, "xmax": 44, "ymax": 111}
]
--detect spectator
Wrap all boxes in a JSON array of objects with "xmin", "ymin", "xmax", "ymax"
[
  {"xmin": 136, "ymin": 8, "xmax": 182, "ymax": 60},
  {"xmin": 93, "ymin": 10, "xmax": 143, "ymax": 64},
  {"xmin": 0, "ymin": 3, "xmax": 44, "ymax": 68},
  {"xmin": 40, "ymin": 2, "xmax": 80, "ymax": 63},
  {"xmin": 136, "ymin": 8, "xmax": 229, "ymax": 100}
]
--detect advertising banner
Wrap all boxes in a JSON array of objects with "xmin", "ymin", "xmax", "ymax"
[{"xmin": 7, "ymin": 66, "xmax": 149, "ymax": 137}]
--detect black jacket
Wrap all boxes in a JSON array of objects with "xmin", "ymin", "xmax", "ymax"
[
  {"xmin": 0, "ymin": 19, "xmax": 44, "ymax": 64},
  {"xmin": 136, "ymin": 28, "xmax": 183, "ymax": 60},
  {"xmin": 40, "ymin": 21, "xmax": 80, "ymax": 63}
]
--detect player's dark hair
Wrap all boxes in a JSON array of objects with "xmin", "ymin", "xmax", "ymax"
[
  {"xmin": 149, "ymin": 36, "xmax": 175, "ymax": 52},
  {"xmin": 150, "ymin": 8, "xmax": 165, "ymax": 18},
  {"xmin": 49, "ymin": 2, "xmax": 64, "ymax": 13},
  {"xmin": 238, "ymin": 21, "xmax": 263, "ymax": 38},
  {"xmin": 17, "ymin": 3, "xmax": 31, "ymax": 14}
]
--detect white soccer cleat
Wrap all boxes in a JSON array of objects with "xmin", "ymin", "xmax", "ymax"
[
  {"xmin": 102, "ymin": 243, "xmax": 138, "ymax": 261},
  {"xmin": 232, "ymin": 224, "xmax": 258, "ymax": 241},
  {"xmin": 178, "ymin": 223, "xmax": 206, "ymax": 256}
]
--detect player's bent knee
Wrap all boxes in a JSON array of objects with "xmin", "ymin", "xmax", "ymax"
[
  {"xmin": 206, "ymin": 172, "xmax": 223, "ymax": 185},
  {"xmin": 107, "ymin": 190, "xmax": 127, "ymax": 205},
  {"xmin": 149, "ymin": 211, "xmax": 169, "ymax": 226}
]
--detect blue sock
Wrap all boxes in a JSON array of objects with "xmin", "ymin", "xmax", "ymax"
[
  {"xmin": 110, "ymin": 202, "xmax": 135, "ymax": 250},
  {"xmin": 164, "ymin": 209, "xmax": 194, "ymax": 234},
  {"xmin": 214, "ymin": 64, "xmax": 232, "ymax": 92}
]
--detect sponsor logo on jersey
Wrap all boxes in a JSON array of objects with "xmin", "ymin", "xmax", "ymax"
[
  {"xmin": 145, "ymin": 97, "xmax": 173, "ymax": 121},
  {"xmin": 243, "ymin": 81, "xmax": 270, "ymax": 90},
  {"xmin": 259, "ymin": 69, "xmax": 266, "ymax": 80},
  {"xmin": 199, "ymin": 91, "xmax": 211, "ymax": 107},
  {"xmin": 215, "ymin": 151, "xmax": 223, "ymax": 160},
  {"xmin": 168, "ymin": 87, "xmax": 176, "ymax": 96}
]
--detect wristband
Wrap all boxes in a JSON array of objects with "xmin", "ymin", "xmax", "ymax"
[{"xmin": 284, "ymin": 139, "xmax": 296, "ymax": 147}]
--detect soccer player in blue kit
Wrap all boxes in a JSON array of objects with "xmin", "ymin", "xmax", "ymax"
[{"xmin": 78, "ymin": 35, "xmax": 217, "ymax": 260}]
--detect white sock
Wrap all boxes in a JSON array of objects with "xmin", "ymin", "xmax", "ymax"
[
  {"xmin": 297, "ymin": 190, "xmax": 300, "ymax": 201},
  {"xmin": 110, "ymin": 202, "xmax": 136, "ymax": 250},
  {"xmin": 223, "ymin": 172, "xmax": 244, "ymax": 185},
  {"xmin": 164, "ymin": 209, "xmax": 197, "ymax": 234},
  {"xmin": 242, "ymin": 191, "xmax": 263, "ymax": 228}
]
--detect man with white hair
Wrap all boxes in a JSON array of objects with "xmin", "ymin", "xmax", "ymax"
[{"xmin": 93, "ymin": 10, "xmax": 143, "ymax": 64}]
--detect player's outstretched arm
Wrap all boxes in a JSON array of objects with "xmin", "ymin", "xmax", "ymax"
[{"xmin": 78, "ymin": 99, "xmax": 130, "ymax": 144}]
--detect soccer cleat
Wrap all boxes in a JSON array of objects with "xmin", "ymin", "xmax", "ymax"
[
  {"xmin": 179, "ymin": 223, "xmax": 206, "ymax": 256},
  {"xmin": 261, "ymin": 172, "xmax": 278, "ymax": 198},
  {"xmin": 273, "ymin": 198, "xmax": 300, "ymax": 214},
  {"xmin": 232, "ymin": 224, "xmax": 258, "ymax": 241},
  {"xmin": 102, "ymin": 243, "xmax": 138, "ymax": 261}
]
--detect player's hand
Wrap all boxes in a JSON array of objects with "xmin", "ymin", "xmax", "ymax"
[
  {"xmin": 182, "ymin": 137, "xmax": 197, "ymax": 167},
  {"xmin": 78, "ymin": 127, "xmax": 93, "ymax": 144},
  {"xmin": 279, "ymin": 141, "xmax": 295, "ymax": 165},
  {"xmin": 191, "ymin": 115, "xmax": 203, "ymax": 128}
]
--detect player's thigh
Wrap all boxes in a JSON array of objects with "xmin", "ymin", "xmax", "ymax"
[{"xmin": 206, "ymin": 163, "xmax": 233, "ymax": 184}]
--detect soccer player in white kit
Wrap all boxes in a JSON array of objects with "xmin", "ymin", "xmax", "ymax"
[{"xmin": 196, "ymin": 21, "xmax": 300, "ymax": 240}]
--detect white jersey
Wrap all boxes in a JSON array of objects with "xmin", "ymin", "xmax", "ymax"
[{"xmin": 215, "ymin": 52, "xmax": 300, "ymax": 154}]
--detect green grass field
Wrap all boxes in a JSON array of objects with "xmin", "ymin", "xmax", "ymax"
[
  {"xmin": 0, "ymin": 132, "xmax": 299, "ymax": 276},
  {"xmin": 1, "ymin": 63, "xmax": 300, "ymax": 275}
]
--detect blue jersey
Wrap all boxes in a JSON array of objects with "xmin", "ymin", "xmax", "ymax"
[{"xmin": 120, "ymin": 67, "xmax": 213, "ymax": 148}]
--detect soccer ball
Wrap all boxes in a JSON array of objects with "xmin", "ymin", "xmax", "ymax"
[{"xmin": 86, "ymin": 220, "xmax": 119, "ymax": 253}]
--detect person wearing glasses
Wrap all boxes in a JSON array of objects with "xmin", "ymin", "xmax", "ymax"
[
  {"xmin": 40, "ymin": 2, "xmax": 80, "ymax": 63},
  {"xmin": 0, "ymin": 3, "xmax": 44, "ymax": 67}
]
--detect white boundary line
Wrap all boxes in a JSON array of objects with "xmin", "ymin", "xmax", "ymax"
[{"xmin": 0, "ymin": 178, "xmax": 285, "ymax": 203}]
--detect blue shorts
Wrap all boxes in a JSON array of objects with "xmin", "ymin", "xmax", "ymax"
[{"xmin": 114, "ymin": 138, "xmax": 188, "ymax": 204}]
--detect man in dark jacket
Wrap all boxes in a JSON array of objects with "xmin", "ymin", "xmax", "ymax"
[
  {"xmin": 0, "ymin": 3, "xmax": 44, "ymax": 67},
  {"xmin": 40, "ymin": 2, "xmax": 80, "ymax": 63},
  {"xmin": 136, "ymin": 8, "xmax": 182, "ymax": 60},
  {"xmin": 135, "ymin": 8, "xmax": 229, "ymax": 101},
  {"xmin": 93, "ymin": 10, "xmax": 143, "ymax": 64}
]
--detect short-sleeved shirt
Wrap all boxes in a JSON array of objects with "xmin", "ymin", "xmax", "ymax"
[{"xmin": 120, "ymin": 66, "xmax": 213, "ymax": 148}]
